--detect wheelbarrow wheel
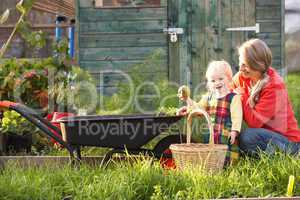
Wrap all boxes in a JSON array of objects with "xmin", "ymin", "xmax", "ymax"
[{"xmin": 153, "ymin": 134, "xmax": 193, "ymax": 169}]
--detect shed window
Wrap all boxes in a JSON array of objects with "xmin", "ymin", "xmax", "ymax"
[{"xmin": 95, "ymin": 0, "xmax": 161, "ymax": 7}]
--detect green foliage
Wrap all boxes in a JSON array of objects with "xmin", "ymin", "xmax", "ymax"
[
  {"xmin": 52, "ymin": 38, "xmax": 70, "ymax": 64},
  {"xmin": 15, "ymin": 0, "xmax": 46, "ymax": 52},
  {"xmin": 0, "ymin": 153, "xmax": 299, "ymax": 199},
  {"xmin": 48, "ymin": 65, "xmax": 96, "ymax": 112},
  {"xmin": 0, "ymin": 0, "xmax": 36, "ymax": 58},
  {"xmin": 0, "ymin": 58, "xmax": 50, "ymax": 109},
  {"xmin": 20, "ymin": 0, "xmax": 36, "ymax": 13},
  {"xmin": 0, "ymin": 111, "xmax": 52, "ymax": 152},
  {"xmin": 156, "ymin": 106, "xmax": 178, "ymax": 116},
  {"xmin": 16, "ymin": 0, "xmax": 26, "ymax": 14},
  {"xmin": 0, "ymin": 109, "xmax": 49, "ymax": 153},
  {"xmin": 0, "ymin": 110, "xmax": 37, "ymax": 136},
  {"xmin": 17, "ymin": 21, "xmax": 46, "ymax": 50}
]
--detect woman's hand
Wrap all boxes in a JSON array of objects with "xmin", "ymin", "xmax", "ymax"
[{"xmin": 234, "ymin": 87, "xmax": 245, "ymax": 95}]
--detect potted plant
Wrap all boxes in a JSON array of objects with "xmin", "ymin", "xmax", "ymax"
[{"xmin": 0, "ymin": 110, "xmax": 37, "ymax": 155}]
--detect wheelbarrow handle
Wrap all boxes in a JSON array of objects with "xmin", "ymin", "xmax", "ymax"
[
  {"xmin": 0, "ymin": 101, "xmax": 75, "ymax": 154},
  {"xmin": 0, "ymin": 101, "xmax": 17, "ymax": 109}
]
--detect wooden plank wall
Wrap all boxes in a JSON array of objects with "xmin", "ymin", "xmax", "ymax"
[
  {"xmin": 177, "ymin": 0, "xmax": 191, "ymax": 85},
  {"xmin": 77, "ymin": 0, "xmax": 168, "ymax": 94},
  {"xmin": 190, "ymin": 0, "xmax": 256, "ymax": 95},
  {"xmin": 167, "ymin": 0, "xmax": 179, "ymax": 83},
  {"xmin": 256, "ymin": 0, "xmax": 284, "ymax": 73},
  {"xmin": 190, "ymin": 0, "xmax": 284, "ymax": 94}
]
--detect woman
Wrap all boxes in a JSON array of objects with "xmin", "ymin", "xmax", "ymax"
[{"xmin": 233, "ymin": 38, "xmax": 300, "ymax": 156}]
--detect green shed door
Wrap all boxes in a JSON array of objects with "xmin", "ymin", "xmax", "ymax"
[
  {"xmin": 77, "ymin": 0, "xmax": 170, "ymax": 94},
  {"xmin": 189, "ymin": 0, "xmax": 256, "ymax": 93}
]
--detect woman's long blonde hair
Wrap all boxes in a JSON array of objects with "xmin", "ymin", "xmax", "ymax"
[{"xmin": 238, "ymin": 39, "xmax": 272, "ymax": 107}]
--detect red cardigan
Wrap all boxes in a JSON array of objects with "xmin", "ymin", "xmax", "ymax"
[{"xmin": 233, "ymin": 67, "xmax": 300, "ymax": 142}]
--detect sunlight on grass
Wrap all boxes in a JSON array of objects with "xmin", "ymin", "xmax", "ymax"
[
  {"xmin": 286, "ymin": 72, "xmax": 300, "ymax": 124},
  {"xmin": 0, "ymin": 153, "xmax": 299, "ymax": 199}
]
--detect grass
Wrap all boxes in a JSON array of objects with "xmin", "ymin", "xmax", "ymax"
[
  {"xmin": 0, "ymin": 153, "xmax": 299, "ymax": 200},
  {"xmin": 286, "ymin": 72, "xmax": 300, "ymax": 123}
]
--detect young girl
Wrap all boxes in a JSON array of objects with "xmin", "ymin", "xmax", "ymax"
[{"xmin": 177, "ymin": 60, "xmax": 243, "ymax": 164}]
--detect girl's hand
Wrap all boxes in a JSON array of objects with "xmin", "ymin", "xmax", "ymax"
[
  {"xmin": 229, "ymin": 131, "xmax": 238, "ymax": 144},
  {"xmin": 186, "ymin": 97, "xmax": 196, "ymax": 107},
  {"xmin": 176, "ymin": 106, "xmax": 188, "ymax": 116}
]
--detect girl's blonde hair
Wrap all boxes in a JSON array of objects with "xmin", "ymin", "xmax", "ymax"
[
  {"xmin": 206, "ymin": 60, "xmax": 233, "ymax": 80},
  {"xmin": 205, "ymin": 60, "xmax": 233, "ymax": 92},
  {"xmin": 238, "ymin": 39, "xmax": 272, "ymax": 107}
]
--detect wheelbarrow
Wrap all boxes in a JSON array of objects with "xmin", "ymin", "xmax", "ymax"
[{"xmin": 0, "ymin": 101, "xmax": 185, "ymax": 165}]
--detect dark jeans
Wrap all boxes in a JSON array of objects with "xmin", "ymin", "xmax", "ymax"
[{"xmin": 239, "ymin": 128, "xmax": 300, "ymax": 156}]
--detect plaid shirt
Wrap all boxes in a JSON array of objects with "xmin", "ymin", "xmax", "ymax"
[{"xmin": 201, "ymin": 92, "xmax": 240, "ymax": 164}]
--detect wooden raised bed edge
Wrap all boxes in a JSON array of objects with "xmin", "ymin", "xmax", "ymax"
[
  {"xmin": 0, "ymin": 155, "xmax": 148, "ymax": 168},
  {"xmin": 0, "ymin": 156, "xmax": 106, "ymax": 168}
]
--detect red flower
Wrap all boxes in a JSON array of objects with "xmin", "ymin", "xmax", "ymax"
[
  {"xmin": 44, "ymin": 69, "xmax": 48, "ymax": 76},
  {"xmin": 34, "ymin": 90, "xmax": 48, "ymax": 108},
  {"xmin": 15, "ymin": 79, "xmax": 22, "ymax": 86},
  {"xmin": 24, "ymin": 70, "xmax": 37, "ymax": 79}
]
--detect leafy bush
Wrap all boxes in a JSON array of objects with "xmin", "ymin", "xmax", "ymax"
[
  {"xmin": 0, "ymin": 110, "xmax": 37, "ymax": 136},
  {"xmin": 0, "ymin": 58, "xmax": 50, "ymax": 109}
]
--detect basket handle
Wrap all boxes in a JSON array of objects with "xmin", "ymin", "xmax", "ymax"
[{"xmin": 186, "ymin": 109, "xmax": 214, "ymax": 145}]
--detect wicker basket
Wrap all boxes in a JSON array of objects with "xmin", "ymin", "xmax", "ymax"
[{"xmin": 170, "ymin": 109, "xmax": 228, "ymax": 171}]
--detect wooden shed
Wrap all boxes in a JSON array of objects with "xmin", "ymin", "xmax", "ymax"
[{"xmin": 75, "ymin": 0, "xmax": 284, "ymax": 94}]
